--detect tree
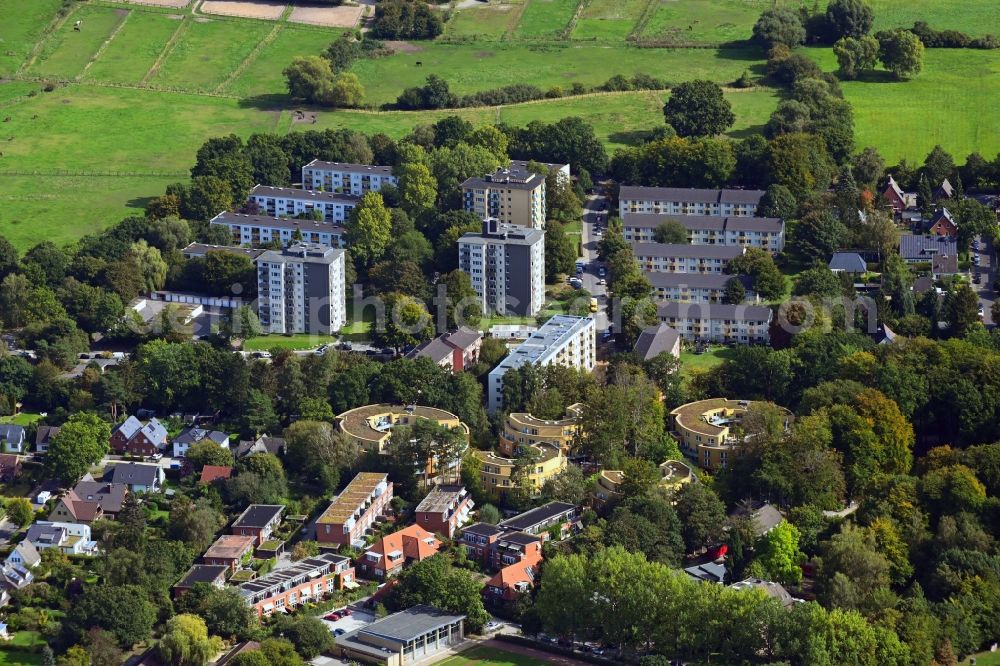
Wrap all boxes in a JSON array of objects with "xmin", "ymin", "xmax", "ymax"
[
  {"xmin": 833, "ymin": 35, "xmax": 879, "ymax": 79},
  {"xmin": 580, "ymin": 379, "xmax": 665, "ymax": 467},
  {"xmin": 389, "ymin": 555, "xmax": 489, "ymax": 632},
  {"xmin": 755, "ymin": 520, "xmax": 803, "ymax": 585},
  {"xmin": 662, "ymin": 80, "xmax": 735, "ymax": 138},
  {"xmin": 271, "ymin": 614, "xmax": 334, "ymax": 660},
  {"xmin": 182, "ymin": 176, "xmax": 233, "ymax": 222},
  {"xmin": 72, "ymin": 584, "xmax": 156, "ymax": 647},
  {"xmin": 768, "ymin": 133, "xmax": 834, "ymax": 199},
  {"xmin": 328, "ymin": 72, "xmax": 365, "ymax": 108},
  {"xmin": 397, "ymin": 161, "xmax": 437, "ymax": 214},
  {"xmin": 223, "ymin": 306, "xmax": 263, "ymax": 340},
  {"xmin": 757, "ymin": 184, "xmax": 797, "ymax": 219},
  {"xmin": 540, "ymin": 465, "xmax": 589, "ymax": 505},
  {"xmin": 851, "ymin": 146, "xmax": 886, "ymax": 188},
  {"xmin": 652, "ymin": 219, "xmax": 689, "ymax": 244},
  {"xmin": 184, "ymin": 440, "xmax": 234, "ymax": 471},
  {"xmin": 345, "ymin": 191, "xmax": 392, "ymax": 268},
  {"xmin": 372, "ymin": 293, "xmax": 434, "ymax": 350},
  {"xmin": 478, "ymin": 503, "xmax": 501, "ymax": 524},
  {"xmin": 544, "ymin": 221, "xmax": 577, "ymax": 282},
  {"xmin": 722, "ymin": 276, "xmax": 747, "ymax": 304},
  {"xmin": 943, "ymin": 283, "xmax": 979, "ymax": 337},
  {"xmin": 197, "ymin": 586, "xmax": 257, "ymax": 640},
  {"xmin": 534, "ymin": 553, "xmax": 593, "ymax": 639},
  {"xmin": 726, "ymin": 247, "xmax": 785, "ymax": 301},
  {"xmin": 372, "ymin": 0, "xmax": 444, "ymax": 39},
  {"xmin": 284, "ymin": 56, "xmax": 334, "ymax": 103},
  {"xmin": 169, "ymin": 497, "xmax": 226, "ymax": 552},
  {"xmin": 283, "ymin": 420, "xmax": 359, "ymax": 491},
  {"xmin": 753, "ymin": 7, "xmax": 806, "ymax": 47},
  {"xmin": 825, "ymin": 0, "xmax": 874, "ymax": 40},
  {"xmin": 46, "ymin": 412, "xmax": 111, "ymax": 485},
  {"xmin": 437, "ymin": 270, "xmax": 482, "ymax": 330},
  {"xmin": 922, "ymin": 144, "xmax": 956, "ymax": 187},
  {"xmin": 879, "ymin": 29, "xmax": 924, "ymax": 80},
  {"xmin": 674, "ymin": 482, "xmax": 726, "ymax": 553},
  {"xmin": 793, "ymin": 266, "xmax": 844, "ymax": 298},
  {"xmin": 6, "ymin": 497, "xmax": 34, "ymax": 528},
  {"xmin": 156, "ymin": 614, "xmax": 222, "ymax": 666},
  {"xmin": 0, "ymin": 235, "xmax": 18, "ymax": 281}
]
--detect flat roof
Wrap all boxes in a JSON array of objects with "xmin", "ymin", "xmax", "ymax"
[
  {"xmin": 303, "ymin": 160, "xmax": 394, "ymax": 175},
  {"xmin": 317, "ymin": 472, "xmax": 389, "ymax": 525},
  {"xmin": 494, "ymin": 315, "xmax": 593, "ymax": 372},
  {"xmin": 415, "ymin": 485, "xmax": 468, "ymax": 515},
  {"xmin": 250, "ymin": 185, "xmax": 361, "ymax": 203},
  {"xmin": 210, "ymin": 212, "xmax": 346, "ymax": 233},
  {"xmin": 257, "ymin": 243, "xmax": 344, "ymax": 266},
  {"xmin": 631, "ymin": 242, "xmax": 745, "ymax": 260},
  {"xmin": 204, "ymin": 534, "xmax": 255, "ymax": 560},
  {"xmin": 670, "ymin": 398, "xmax": 789, "ymax": 437},
  {"xmin": 358, "ymin": 604, "xmax": 465, "ymax": 643},
  {"xmin": 181, "ymin": 243, "xmax": 266, "ymax": 259},
  {"xmin": 657, "ymin": 302, "xmax": 773, "ymax": 321},
  {"xmin": 232, "ymin": 504, "xmax": 284, "ymax": 529},
  {"xmin": 619, "ymin": 185, "xmax": 764, "ymax": 205},
  {"xmin": 461, "ymin": 522, "xmax": 504, "ymax": 538},
  {"xmin": 499, "ymin": 501, "xmax": 575, "ymax": 531},
  {"xmin": 338, "ymin": 404, "xmax": 467, "ymax": 444},
  {"xmin": 238, "ymin": 552, "xmax": 349, "ymax": 595},
  {"xmin": 460, "ymin": 225, "xmax": 545, "ymax": 246}
]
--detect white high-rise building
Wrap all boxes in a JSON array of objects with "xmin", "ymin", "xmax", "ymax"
[
  {"xmin": 458, "ymin": 220, "xmax": 545, "ymax": 317},
  {"xmin": 487, "ymin": 316, "xmax": 596, "ymax": 414},
  {"xmin": 255, "ymin": 243, "xmax": 346, "ymax": 335}
]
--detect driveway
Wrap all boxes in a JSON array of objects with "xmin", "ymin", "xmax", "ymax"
[
  {"xmin": 0, "ymin": 518, "xmax": 18, "ymax": 546},
  {"xmin": 320, "ymin": 609, "xmax": 374, "ymax": 635}
]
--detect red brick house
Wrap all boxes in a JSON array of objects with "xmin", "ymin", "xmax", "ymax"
[
  {"xmin": 459, "ymin": 523, "xmax": 505, "ymax": 566},
  {"xmin": 414, "ymin": 485, "xmax": 473, "ymax": 539},
  {"xmin": 881, "ymin": 175, "xmax": 915, "ymax": 214},
  {"xmin": 928, "ymin": 208, "xmax": 957, "ymax": 237},
  {"xmin": 230, "ymin": 504, "xmax": 284, "ymax": 547},
  {"xmin": 110, "ymin": 417, "xmax": 168, "ymax": 457},
  {"xmin": 359, "ymin": 524, "xmax": 440, "ymax": 579},
  {"xmin": 203, "ymin": 534, "xmax": 256, "ymax": 572},
  {"xmin": 484, "ymin": 558, "xmax": 540, "ymax": 603}
]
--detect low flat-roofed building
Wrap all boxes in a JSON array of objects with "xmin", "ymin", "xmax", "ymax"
[
  {"xmin": 632, "ymin": 242, "xmax": 745, "ymax": 274},
  {"xmin": 249, "ymin": 184, "xmax": 360, "ymax": 224},
  {"xmin": 203, "ymin": 534, "xmax": 256, "ymax": 572},
  {"xmin": 301, "ymin": 160, "xmax": 398, "ymax": 195},
  {"xmin": 334, "ymin": 604, "xmax": 465, "ymax": 666},
  {"xmin": 670, "ymin": 399, "xmax": 792, "ymax": 470},
  {"xmin": 498, "ymin": 501, "xmax": 576, "ymax": 538},
  {"xmin": 657, "ymin": 302, "xmax": 773, "ymax": 344},
  {"xmin": 498, "ymin": 403, "xmax": 583, "ymax": 457},
  {"xmin": 317, "ymin": 472, "xmax": 393, "ymax": 546},
  {"xmin": 414, "ymin": 485, "xmax": 474, "ymax": 539},
  {"xmin": 210, "ymin": 212, "xmax": 347, "ymax": 249},
  {"xmin": 239, "ymin": 552, "xmax": 354, "ymax": 617}
]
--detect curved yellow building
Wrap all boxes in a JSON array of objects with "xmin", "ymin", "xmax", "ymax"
[
  {"xmin": 475, "ymin": 442, "xmax": 566, "ymax": 500},
  {"xmin": 337, "ymin": 404, "xmax": 470, "ymax": 455},
  {"xmin": 498, "ymin": 403, "xmax": 583, "ymax": 457},
  {"xmin": 592, "ymin": 460, "xmax": 695, "ymax": 509},
  {"xmin": 669, "ymin": 399, "xmax": 791, "ymax": 470}
]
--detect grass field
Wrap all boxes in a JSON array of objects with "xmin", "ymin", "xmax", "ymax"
[
  {"xmin": 0, "ymin": 650, "xmax": 42, "ymax": 665},
  {"xmin": 0, "ymin": 413, "xmax": 42, "ymax": 426},
  {"xmin": 29, "ymin": 5, "xmax": 128, "ymax": 80},
  {"xmin": 0, "ymin": 81, "xmax": 42, "ymax": 105},
  {"xmin": 680, "ymin": 345, "xmax": 736, "ymax": 377},
  {"xmin": 513, "ymin": 0, "xmax": 579, "ymax": 39},
  {"xmin": 640, "ymin": 0, "xmax": 772, "ymax": 44},
  {"xmin": 84, "ymin": 10, "xmax": 181, "ymax": 85},
  {"xmin": 434, "ymin": 645, "xmax": 554, "ymax": 666},
  {"xmin": 150, "ymin": 17, "xmax": 272, "ymax": 92},
  {"xmin": 960, "ymin": 650, "xmax": 1000, "ymax": 666},
  {"xmin": 446, "ymin": 2, "xmax": 523, "ymax": 40},
  {"xmin": 225, "ymin": 25, "xmax": 341, "ymax": 98},
  {"xmin": 869, "ymin": 0, "xmax": 1000, "ymax": 35},
  {"xmin": 243, "ymin": 333, "xmax": 337, "ymax": 351},
  {"xmin": 572, "ymin": 0, "xmax": 648, "ymax": 41},
  {"xmin": 0, "ymin": 0, "xmax": 64, "ymax": 76}
]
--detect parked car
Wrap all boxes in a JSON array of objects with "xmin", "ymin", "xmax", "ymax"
[
  {"xmin": 597, "ymin": 266, "xmax": 607, "ymax": 278},
  {"xmin": 334, "ymin": 628, "xmax": 346, "ymax": 636},
  {"xmin": 598, "ymin": 278, "xmax": 606, "ymax": 286},
  {"xmin": 336, "ymin": 342, "xmax": 352, "ymax": 351}
]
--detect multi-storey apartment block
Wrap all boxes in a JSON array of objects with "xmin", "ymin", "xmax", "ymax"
[
  {"xmin": 210, "ymin": 212, "xmax": 346, "ymax": 249},
  {"xmin": 316, "ymin": 472, "xmax": 393, "ymax": 547},
  {"xmin": 618, "ymin": 186, "xmax": 765, "ymax": 218},
  {"xmin": 646, "ymin": 272, "xmax": 756, "ymax": 304},
  {"xmin": 632, "ymin": 242, "xmax": 745, "ymax": 274},
  {"xmin": 300, "ymin": 160, "xmax": 397, "ymax": 195},
  {"xmin": 458, "ymin": 219, "xmax": 545, "ymax": 317},
  {"xmin": 248, "ymin": 185, "xmax": 359, "ymax": 224},
  {"xmin": 414, "ymin": 485, "xmax": 474, "ymax": 539},
  {"xmin": 461, "ymin": 166, "xmax": 547, "ymax": 229},
  {"xmin": 498, "ymin": 404, "xmax": 583, "ymax": 457},
  {"xmin": 487, "ymin": 315, "xmax": 596, "ymax": 414},
  {"xmin": 670, "ymin": 398, "xmax": 792, "ymax": 470},
  {"xmin": 657, "ymin": 302, "xmax": 773, "ymax": 344},
  {"xmin": 255, "ymin": 243, "xmax": 346, "ymax": 335},
  {"xmin": 621, "ymin": 213, "xmax": 785, "ymax": 253},
  {"xmin": 336, "ymin": 404, "xmax": 469, "ymax": 455},
  {"xmin": 475, "ymin": 443, "xmax": 566, "ymax": 499},
  {"xmin": 238, "ymin": 553, "xmax": 355, "ymax": 617}
]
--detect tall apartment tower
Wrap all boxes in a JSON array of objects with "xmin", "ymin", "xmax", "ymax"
[
  {"xmin": 255, "ymin": 243, "xmax": 346, "ymax": 335},
  {"xmin": 458, "ymin": 219, "xmax": 545, "ymax": 317},
  {"xmin": 461, "ymin": 166, "xmax": 547, "ymax": 230}
]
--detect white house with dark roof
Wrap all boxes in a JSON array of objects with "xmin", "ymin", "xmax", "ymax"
[
  {"xmin": 25, "ymin": 521, "xmax": 98, "ymax": 556},
  {"xmin": 5, "ymin": 541, "xmax": 40, "ymax": 570},
  {"xmin": 105, "ymin": 462, "xmax": 164, "ymax": 493},
  {"xmin": 173, "ymin": 427, "xmax": 230, "ymax": 458},
  {"xmin": 0, "ymin": 425, "xmax": 26, "ymax": 454},
  {"xmin": 301, "ymin": 160, "xmax": 398, "ymax": 195}
]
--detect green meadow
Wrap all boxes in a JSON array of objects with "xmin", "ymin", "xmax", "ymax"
[{"xmin": 0, "ymin": 0, "xmax": 65, "ymax": 76}]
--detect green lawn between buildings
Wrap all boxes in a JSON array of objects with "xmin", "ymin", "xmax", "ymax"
[
  {"xmin": 680, "ymin": 345, "xmax": 737, "ymax": 379},
  {"xmin": 434, "ymin": 644, "xmax": 555, "ymax": 666}
]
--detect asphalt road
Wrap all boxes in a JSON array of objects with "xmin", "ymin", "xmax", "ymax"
[
  {"xmin": 579, "ymin": 193, "xmax": 609, "ymax": 332},
  {"xmin": 972, "ymin": 234, "xmax": 996, "ymax": 326}
]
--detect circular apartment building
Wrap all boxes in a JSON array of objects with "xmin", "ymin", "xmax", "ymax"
[
  {"xmin": 336, "ymin": 404, "xmax": 470, "ymax": 455},
  {"xmin": 669, "ymin": 399, "xmax": 791, "ymax": 471}
]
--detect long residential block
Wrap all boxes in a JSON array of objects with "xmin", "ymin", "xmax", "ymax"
[
  {"xmin": 301, "ymin": 160, "xmax": 398, "ymax": 195},
  {"xmin": 458, "ymin": 220, "xmax": 545, "ymax": 317},
  {"xmin": 210, "ymin": 212, "xmax": 346, "ymax": 249},
  {"xmin": 619, "ymin": 186, "xmax": 765, "ymax": 218},
  {"xmin": 255, "ymin": 243, "xmax": 346, "ymax": 335},
  {"xmin": 622, "ymin": 213, "xmax": 785, "ymax": 253},
  {"xmin": 657, "ymin": 302, "xmax": 772, "ymax": 344},
  {"xmin": 249, "ymin": 185, "xmax": 360, "ymax": 224},
  {"xmin": 487, "ymin": 315, "xmax": 595, "ymax": 414},
  {"xmin": 238, "ymin": 553, "xmax": 355, "ymax": 617},
  {"xmin": 646, "ymin": 272, "xmax": 757, "ymax": 304},
  {"xmin": 316, "ymin": 472, "xmax": 393, "ymax": 546},
  {"xmin": 632, "ymin": 242, "xmax": 745, "ymax": 274}
]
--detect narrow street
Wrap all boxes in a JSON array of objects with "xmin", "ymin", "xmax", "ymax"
[
  {"xmin": 973, "ymin": 233, "xmax": 996, "ymax": 326},
  {"xmin": 580, "ymin": 193, "xmax": 609, "ymax": 332}
]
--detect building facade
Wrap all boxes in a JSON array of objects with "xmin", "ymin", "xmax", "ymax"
[
  {"xmin": 487, "ymin": 315, "xmax": 596, "ymax": 414},
  {"xmin": 334, "ymin": 605, "xmax": 465, "ymax": 666},
  {"xmin": 621, "ymin": 213, "xmax": 785, "ymax": 253},
  {"xmin": 657, "ymin": 302, "xmax": 772, "ymax": 344},
  {"xmin": 336, "ymin": 405, "xmax": 469, "ymax": 455},
  {"xmin": 475, "ymin": 443, "xmax": 566, "ymax": 500},
  {"xmin": 461, "ymin": 167, "xmax": 546, "ymax": 229},
  {"xmin": 210, "ymin": 212, "xmax": 346, "ymax": 249},
  {"xmin": 230, "ymin": 505, "xmax": 285, "ymax": 547},
  {"xmin": 414, "ymin": 485, "xmax": 474, "ymax": 539},
  {"xmin": 618, "ymin": 186, "xmax": 764, "ymax": 218},
  {"xmin": 359, "ymin": 524, "xmax": 440, "ymax": 579},
  {"xmin": 248, "ymin": 185, "xmax": 359, "ymax": 224},
  {"xmin": 498, "ymin": 404, "xmax": 583, "ymax": 457},
  {"xmin": 646, "ymin": 272, "xmax": 756, "ymax": 304},
  {"xmin": 317, "ymin": 473, "xmax": 393, "ymax": 546},
  {"xmin": 458, "ymin": 220, "xmax": 545, "ymax": 317},
  {"xmin": 632, "ymin": 243, "xmax": 745, "ymax": 274},
  {"xmin": 670, "ymin": 399, "xmax": 792, "ymax": 470},
  {"xmin": 255, "ymin": 243, "xmax": 346, "ymax": 335},
  {"xmin": 238, "ymin": 553, "xmax": 354, "ymax": 617},
  {"xmin": 301, "ymin": 160, "xmax": 397, "ymax": 195}
]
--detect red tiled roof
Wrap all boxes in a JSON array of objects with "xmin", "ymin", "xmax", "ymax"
[
  {"xmin": 488, "ymin": 560, "xmax": 539, "ymax": 591},
  {"xmin": 200, "ymin": 465, "xmax": 233, "ymax": 484},
  {"xmin": 365, "ymin": 524, "xmax": 440, "ymax": 573}
]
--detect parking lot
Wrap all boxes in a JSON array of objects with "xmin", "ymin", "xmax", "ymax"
[{"xmin": 319, "ymin": 608, "xmax": 374, "ymax": 637}]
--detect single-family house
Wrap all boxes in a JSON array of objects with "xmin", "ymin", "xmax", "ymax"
[
  {"xmin": 234, "ymin": 435, "xmax": 286, "ymax": 459},
  {"xmin": 933, "ymin": 178, "xmax": 955, "ymax": 201},
  {"xmin": 49, "ymin": 490, "xmax": 104, "ymax": 525},
  {"xmin": 70, "ymin": 480, "xmax": 128, "ymax": 519},
  {"xmin": 1, "ymin": 563, "xmax": 33, "ymax": 592},
  {"xmin": 34, "ymin": 425, "xmax": 59, "ymax": 454},
  {"xmin": 200, "ymin": 465, "xmax": 233, "ymax": 485},
  {"xmin": 231, "ymin": 504, "xmax": 284, "ymax": 546},
  {"xmin": 484, "ymin": 558, "xmax": 539, "ymax": 603},
  {"xmin": 0, "ymin": 454, "xmax": 21, "ymax": 483},
  {"xmin": 359, "ymin": 524, "xmax": 441, "ymax": 579},
  {"xmin": 5, "ymin": 541, "xmax": 40, "ymax": 570},
  {"xmin": 172, "ymin": 564, "xmax": 228, "ymax": 599},
  {"xmin": 105, "ymin": 462, "xmax": 165, "ymax": 493},
  {"xmin": 203, "ymin": 534, "xmax": 256, "ymax": 572},
  {"xmin": 110, "ymin": 417, "xmax": 168, "ymax": 457},
  {"xmin": 173, "ymin": 427, "xmax": 230, "ymax": 458},
  {"xmin": 0, "ymin": 426, "xmax": 25, "ymax": 454},
  {"xmin": 407, "ymin": 327, "xmax": 482, "ymax": 372},
  {"xmin": 685, "ymin": 561, "xmax": 727, "ymax": 584},
  {"xmin": 731, "ymin": 501, "xmax": 784, "ymax": 538},
  {"xmin": 882, "ymin": 175, "xmax": 917, "ymax": 213},
  {"xmin": 928, "ymin": 208, "xmax": 958, "ymax": 237},
  {"xmin": 899, "ymin": 235, "xmax": 958, "ymax": 272},
  {"xmin": 729, "ymin": 578, "xmax": 797, "ymax": 609},
  {"xmin": 828, "ymin": 252, "xmax": 868, "ymax": 275},
  {"xmin": 874, "ymin": 323, "xmax": 897, "ymax": 345},
  {"xmin": 25, "ymin": 521, "xmax": 98, "ymax": 556}
]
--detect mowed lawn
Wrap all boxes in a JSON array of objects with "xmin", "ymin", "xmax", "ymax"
[
  {"xmin": 446, "ymin": 2, "xmax": 523, "ymax": 40},
  {"xmin": 0, "ymin": 0, "xmax": 64, "ymax": 76},
  {"xmin": 513, "ymin": 0, "xmax": 579, "ymax": 39},
  {"xmin": 28, "ymin": 5, "xmax": 128, "ymax": 80},
  {"xmin": 572, "ymin": 0, "xmax": 647, "ymax": 40},
  {"xmin": 84, "ymin": 10, "xmax": 182, "ymax": 85},
  {"xmin": 225, "ymin": 25, "xmax": 343, "ymax": 98},
  {"xmin": 349, "ymin": 43, "xmax": 759, "ymax": 105},
  {"xmin": 150, "ymin": 17, "xmax": 272, "ymax": 91},
  {"xmin": 806, "ymin": 47, "xmax": 1000, "ymax": 162},
  {"xmin": 640, "ymin": 0, "xmax": 775, "ymax": 44},
  {"xmin": 434, "ymin": 645, "xmax": 554, "ymax": 666}
]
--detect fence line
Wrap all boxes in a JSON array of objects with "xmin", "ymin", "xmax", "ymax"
[{"xmin": 0, "ymin": 169, "xmax": 187, "ymax": 177}]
